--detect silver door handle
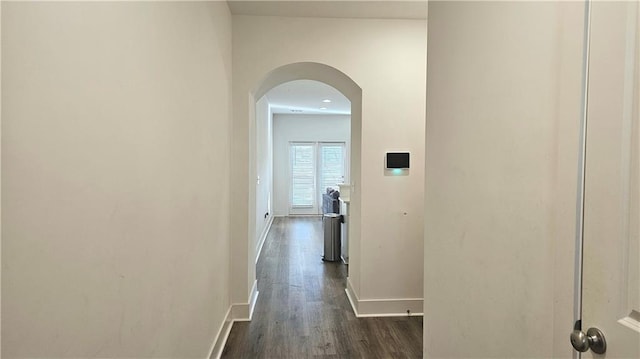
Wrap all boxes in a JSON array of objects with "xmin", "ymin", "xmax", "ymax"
[{"xmin": 570, "ymin": 323, "xmax": 607, "ymax": 354}]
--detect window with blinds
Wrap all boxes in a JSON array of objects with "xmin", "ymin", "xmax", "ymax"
[
  {"xmin": 319, "ymin": 144, "xmax": 344, "ymax": 192},
  {"xmin": 289, "ymin": 142, "xmax": 346, "ymax": 212},
  {"xmin": 290, "ymin": 143, "xmax": 315, "ymax": 207}
]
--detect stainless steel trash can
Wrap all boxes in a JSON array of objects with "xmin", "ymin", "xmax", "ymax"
[{"xmin": 323, "ymin": 213, "xmax": 342, "ymax": 262}]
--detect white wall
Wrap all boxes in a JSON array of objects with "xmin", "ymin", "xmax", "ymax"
[
  {"xmin": 2, "ymin": 2, "xmax": 232, "ymax": 357},
  {"xmin": 272, "ymin": 114, "xmax": 350, "ymax": 216},
  {"xmin": 0, "ymin": 1, "xmax": 3, "ymax": 354},
  {"xmin": 424, "ymin": 2, "xmax": 584, "ymax": 357},
  {"xmin": 231, "ymin": 15, "xmax": 426, "ymax": 314},
  {"xmin": 254, "ymin": 96, "xmax": 272, "ymax": 252}
]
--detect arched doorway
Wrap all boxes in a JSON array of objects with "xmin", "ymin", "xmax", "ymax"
[{"xmin": 233, "ymin": 62, "xmax": 363, "ymax": 320}]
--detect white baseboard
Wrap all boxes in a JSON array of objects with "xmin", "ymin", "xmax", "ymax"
[
  {"xmin": 231, "ymin": 280, "xmax": 259, "ymax": 321},
  {"xmin": 256, "ymin": 215, "xmax": 274, "ymax": 264},
  {"xmin": 207, "ymin": 306, "xmax": 234, "ymax": 359},
  {"xmin": 207, "ymin": 282, "xmax": 260, "ymax": 359},
  {"xmin": 345, "ymin": 278, "xmax": 423, "ymax": 317},
  {"xmin": 248, "ymin": 280, "xmax": 259, "ymax": 320}
]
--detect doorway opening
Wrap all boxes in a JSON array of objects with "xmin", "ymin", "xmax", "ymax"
[{"xmin": 248, "ymin": 62, "xmax": 362, "ymax": 319}]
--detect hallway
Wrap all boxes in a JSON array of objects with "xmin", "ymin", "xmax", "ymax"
[{"xmin": 221, "ymin": 217, "xmax": 423, "ymax": 358}]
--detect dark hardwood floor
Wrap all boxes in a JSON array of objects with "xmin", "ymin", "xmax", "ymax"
[{"xmin": 220, "ymin": 216, "xmax": 423, "ymax": 359}]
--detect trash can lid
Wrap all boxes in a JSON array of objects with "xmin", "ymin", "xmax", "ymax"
[{"xmin": 323, "ymin": 213, "xmax": 340, "ymax": 218}]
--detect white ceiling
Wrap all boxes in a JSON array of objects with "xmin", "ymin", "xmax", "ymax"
[
  {"xmin": 227, "ymin": 0, "xmax": 427, "ymax": 20},
  {"xmin": 264, "ymin": 80, "xmax": 351, "ymax": 115}
]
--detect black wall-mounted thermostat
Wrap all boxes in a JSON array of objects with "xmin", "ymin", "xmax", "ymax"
[{"xmin": 386, "ymin": 152, "xmax": 410, "ymax": 169}]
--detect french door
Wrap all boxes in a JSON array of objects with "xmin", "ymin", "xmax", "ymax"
[{"xmin": 289, "ymin": 142, "xmax": 346, "ymax": 215}]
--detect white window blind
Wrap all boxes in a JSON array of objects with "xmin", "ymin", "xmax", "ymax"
[
  {"xmin": 290, "ymin": 144, "xmax": 315, "ymax": 207},
  {"xmin": 319, "ymin": 144, "xmax": 345, "ymax": 192}
]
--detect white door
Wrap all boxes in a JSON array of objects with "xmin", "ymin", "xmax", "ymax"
[
  {"xmin": 581, "ymin": 1, "xmax": 640, "ymax": 357},
  {"xmin": 289, "ymin": 142, "xmax": 346, "ymax": 215}
]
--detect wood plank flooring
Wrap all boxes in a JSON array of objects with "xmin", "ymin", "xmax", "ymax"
[{"xmin": 220, "ymin": 216, "xmax": 423, "ymax": 359}]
